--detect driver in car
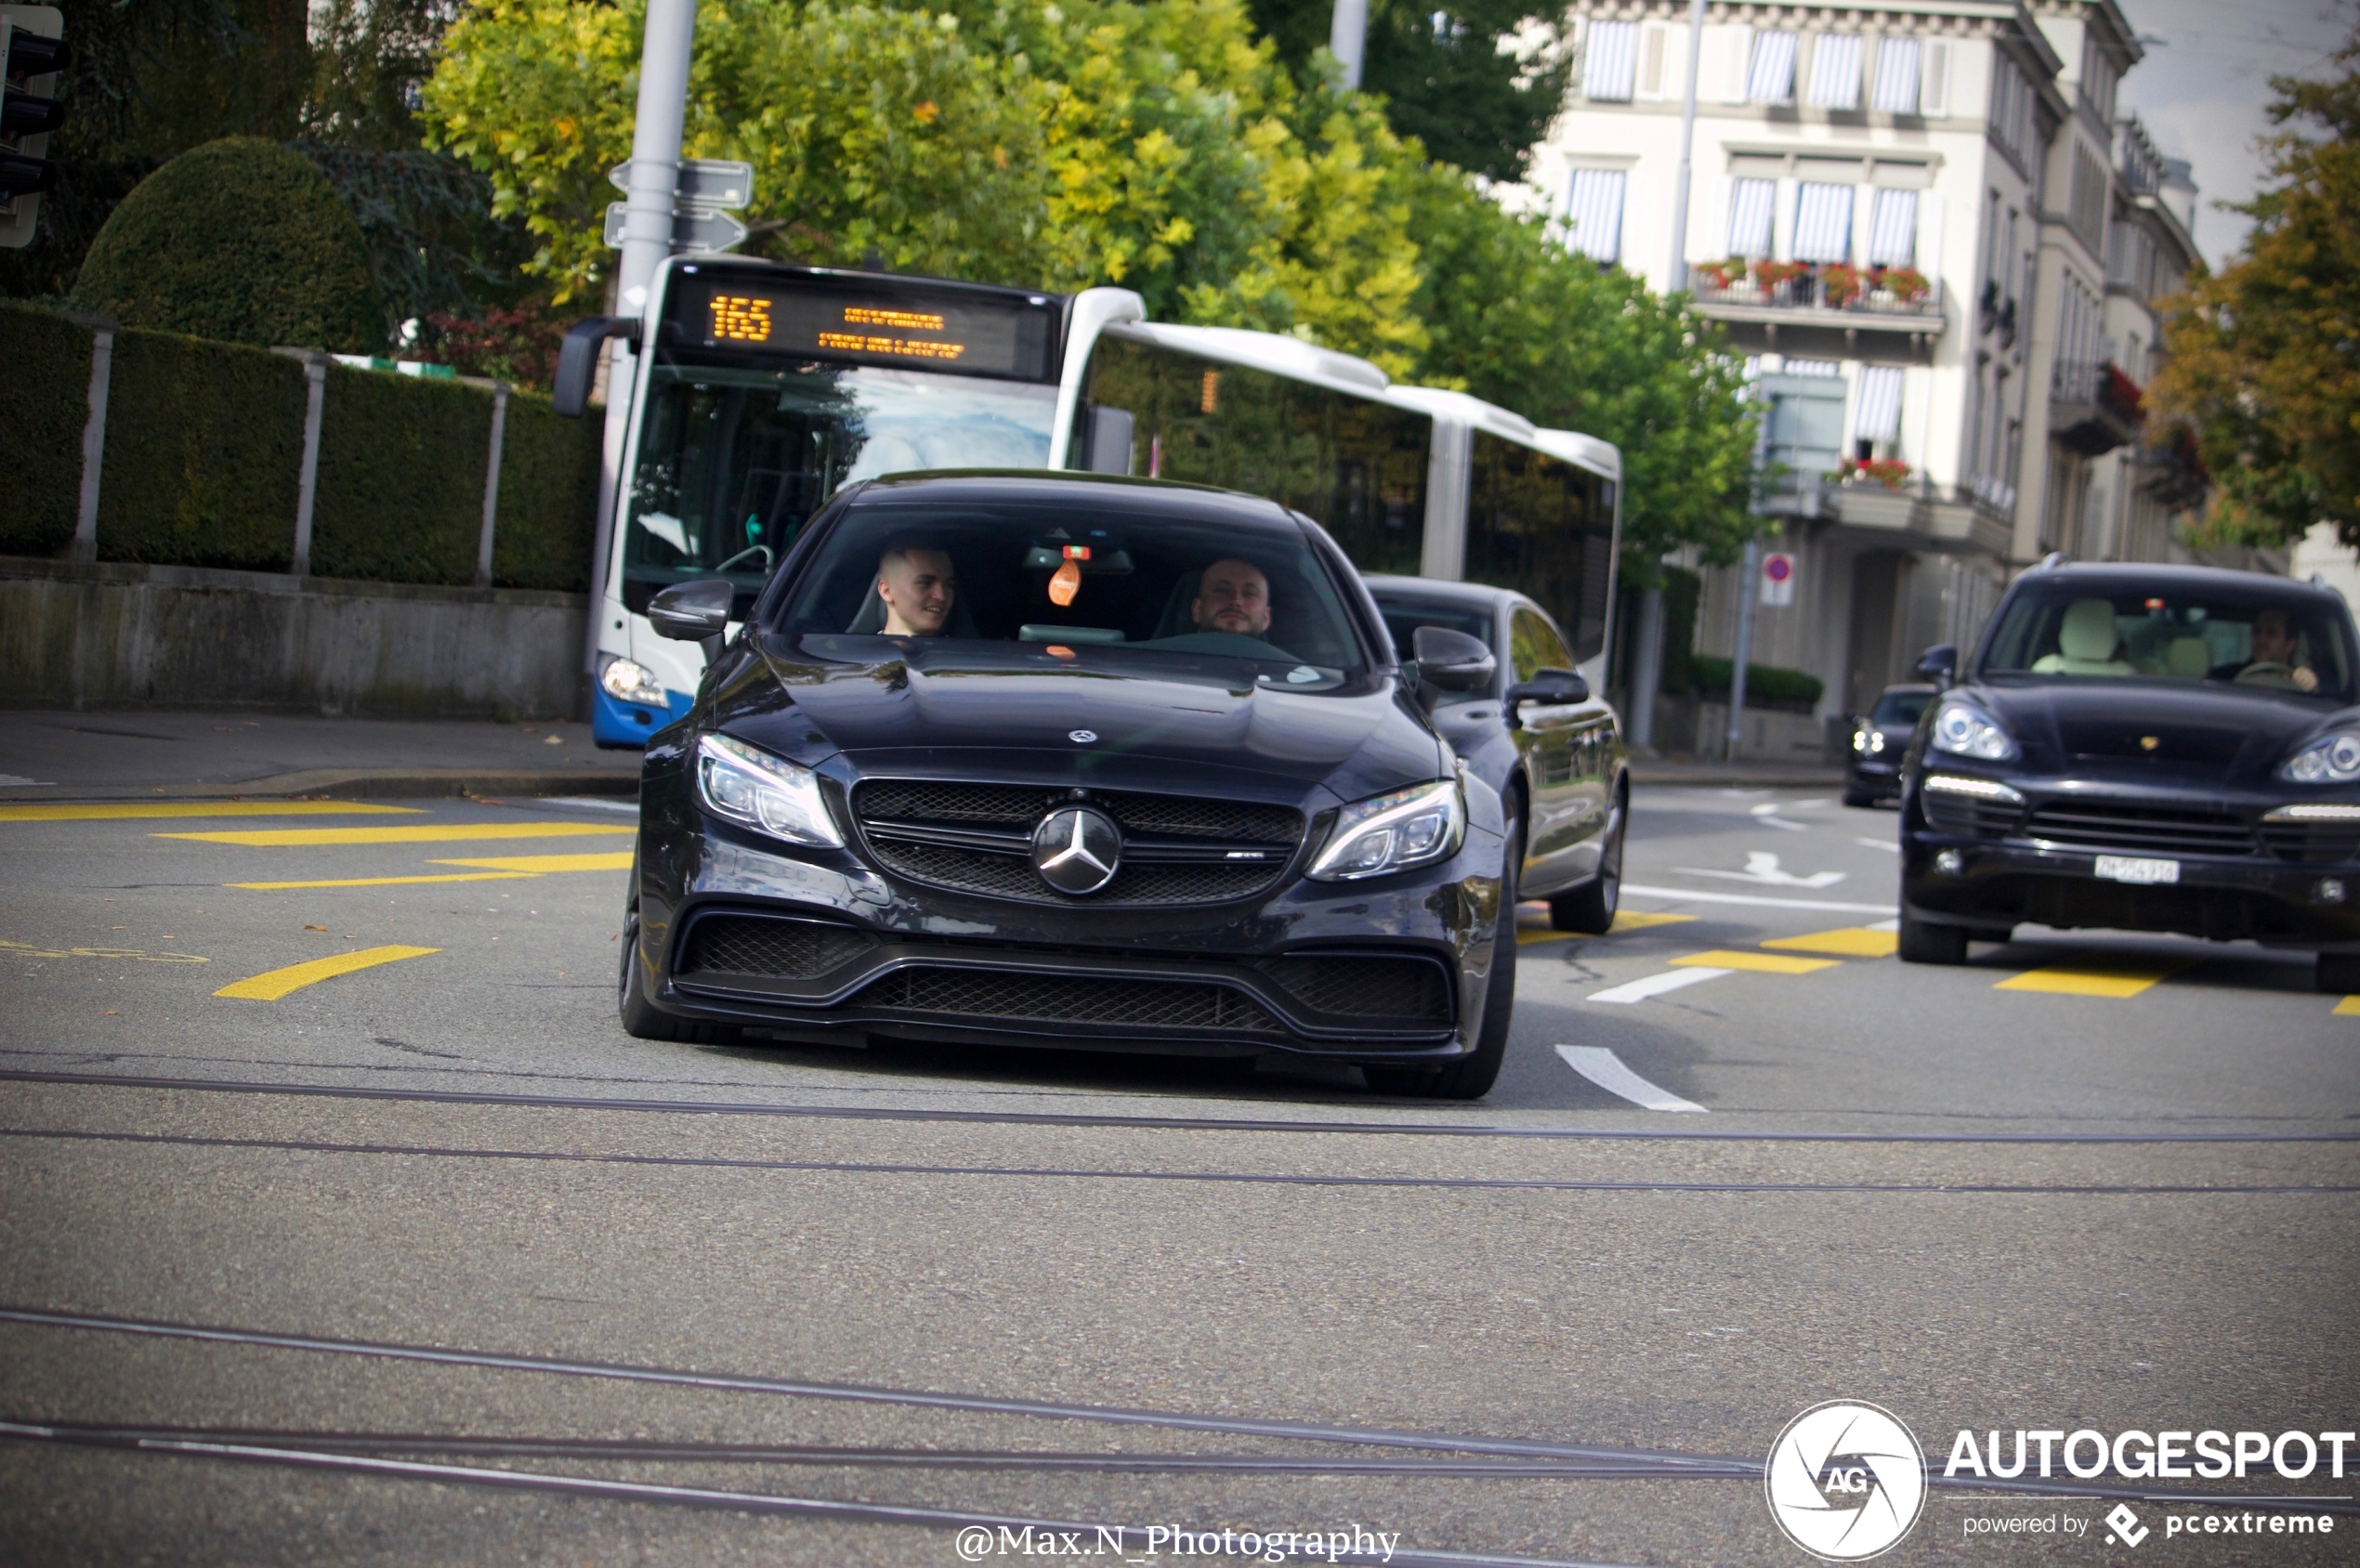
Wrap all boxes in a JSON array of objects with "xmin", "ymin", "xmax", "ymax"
[
  {"xmin": 1192, "ymin": 558, "xmax": 1273, "ymax": 638},
  {"xmin": 877, "ymin": 543, "xmax": 957, "ymax": 636},
  {"xmin": 2222, "ymin": 607, "xmax": 2320, "ymax": 692}
]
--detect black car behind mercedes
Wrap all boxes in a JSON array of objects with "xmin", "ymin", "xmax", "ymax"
[
  {"xmin": 620, "ymin": 472, "xmax": 1522, "ymax": 1096},
  {"xmin": 1898, "ymin": 561, "xmax": 2360, "ymax": 990}
]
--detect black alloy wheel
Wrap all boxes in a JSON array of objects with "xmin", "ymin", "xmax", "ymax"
[
  {"xmin": 1548, "ymin": 781, "xmax": 1625, "ymax": 934},
  {"xmin": 618, "ymin": 852, "xmax": 737, "ymax": 1044},
  {"xmin": 2318, "ymin": 953, "xmax": 2360, "ymax": 995},
  {"xmin": 1365, "ymin": 810, "xmax": 1520, "ymax": 1100}
]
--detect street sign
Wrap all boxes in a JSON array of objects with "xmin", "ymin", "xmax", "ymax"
[
  {"xmin": 607, "ymin": 158, "xmax": 754, "ymax": 209},
  {"xmin": 603, "ymin": 201, "xmax": 750, "ymax": 255},
  {"xmin": 1760, "ymin": 550, "xmax": 1797, "ymax": 607}
]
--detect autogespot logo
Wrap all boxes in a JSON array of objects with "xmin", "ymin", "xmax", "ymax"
[{"xmin": 1765, "ymin": 1401, "xmax": 1928, "ymax": 1561}]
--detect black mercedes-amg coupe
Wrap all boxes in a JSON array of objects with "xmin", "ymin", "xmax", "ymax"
[
  {"xmin": 618, "ymin": 472, "xmax": 1521, "ymax": 1097},
  {"xmin": 1898, "ymin": 560, "xmax": 2360, "ymax": 990}
]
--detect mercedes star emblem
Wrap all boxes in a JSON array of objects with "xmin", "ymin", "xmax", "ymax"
[
  {"xmin": 1069, "ymin": 729, "xmax": 1097, "ymax": 744},
  {"xmin": 1031, "ymin": 805, "xmax": 1121, "ymax": 895}
]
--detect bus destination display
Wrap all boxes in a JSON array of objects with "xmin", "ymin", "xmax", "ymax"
[{"xmin": 689, "ymin": 281, "xmax": 1052, "ymax": 380}]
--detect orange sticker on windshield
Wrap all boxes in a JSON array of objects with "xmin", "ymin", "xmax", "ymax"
[{"xmin": 1048, "ymin": 558, "xmax": 1082, "ymax": 607}]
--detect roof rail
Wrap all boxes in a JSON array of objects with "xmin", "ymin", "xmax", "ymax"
[{"xmin": 2037, "ymin": 551, "xmax": 2073, "ymax": 570}]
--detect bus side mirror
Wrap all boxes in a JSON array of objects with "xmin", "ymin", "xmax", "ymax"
[
  {"xmin": 1913, "ymin": 644, "xmax": 1959, "ymax": 687},
  {"xmin": 553, "ymin": 317, "xmax": 640, "ymax": 418},
  {"xmin": 649, "ymin": 578, "xmax": 734, "ymax": 665}
]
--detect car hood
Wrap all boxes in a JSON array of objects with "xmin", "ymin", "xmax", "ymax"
[
  {"xmin": 728, "ymin": 634, "xmax": 1445, "ymax": 802},
  {"xmin": 1963, "ymin": 678, "xmax": 2352, "ymax": 780}
]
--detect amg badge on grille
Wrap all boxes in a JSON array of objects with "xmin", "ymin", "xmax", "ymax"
[{"xmin": 1031, "ymin": 805, "xmax": 1121, "ymax": 895}]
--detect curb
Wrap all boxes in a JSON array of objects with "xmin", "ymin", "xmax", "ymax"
[{"xmin": 0, "ymin": 767, "xmax": 641, "ymax": 804}]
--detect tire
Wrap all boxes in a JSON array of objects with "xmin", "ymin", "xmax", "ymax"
[
  {"xmin": 1842, "ymin": 786, "xmax": 1878, "ymax": 808},
  {"xmin": 618, "ymin": 857, "xmax": 738, "ymax": 1044},
  {"xmin": 1366, "ymin": 812, "xmax": 1519, "ymax": 1100},
  {"xmin": 2317, "ymin": 953, "xmax": 2360, "ymax": 995},
  {"xmin": 1895, "ymin": 908, "xmax": 1970, "ymax": 965},
  {"xmin": 1549, "ymin": 784, "xmax": 1625, "ymax": 934}
]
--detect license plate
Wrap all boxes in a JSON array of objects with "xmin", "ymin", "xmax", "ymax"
[{"xmin": 2094, "ymin": 855, "xmax": 2180, "ymax": 885}]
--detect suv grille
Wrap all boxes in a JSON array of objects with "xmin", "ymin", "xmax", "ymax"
[
  {"xmin": 2023, "ymin": 803, "xmax": 2252, "ymax": 857},
  {"xmin": 852, "ymin": 779, "xmax": 1303, "ymax": 907},
  {"xmin": 679, "ymin": 916, "xmax": 875, "ymax": 978},
  {"xmin": 855, "ymin": 967, "xmax": 1286, "ymax": 1034},
  {"xmin": 2259, "ymin": 819, "xmax": 2360, "ymax": 863},
  {"xmin": 1263, "ymin": 955, "xmax": 1451, "ymax": 1024}
]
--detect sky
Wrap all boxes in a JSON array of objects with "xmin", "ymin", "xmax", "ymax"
[{"xmin": 2117, "ymin": 0, "xmax": 2353, "ymax": 268}]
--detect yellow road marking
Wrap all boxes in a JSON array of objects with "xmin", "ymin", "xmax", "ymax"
[
  {"xmin": 228, "ymin": 872, "xmax": 542, "ymax": 891},
  {"xmin": 0, "ymin": 801, "xmax": 419, "ymax": 822},
  {"xmin": 160, "ymin": 823, "xmax": 631, "ymax": 847},
  {"xmin": 1669, "ymin": 948, "xmax": 1839, "ymax": 974},
  {"xmin": 1763, "ymin": 926, "xmax": 1898, "ymax": 958},
  {"xmin": 2338, "ymin": 996, "xmax": 2360, "ymax": 1016},
  {"xmin": 2, "ymin": 938, "xmax": 207, "ymax": 963},
  {"xmin": 430, "ymin": 852, "xmax": 636, "ymax": 872},
  {"xmin": 214, "ymin": 945, "xmax": 439, "ymax": 1000},
  {"xmin": 1995, "ymin": 958, "xmax": 2187, "ymax": 999}
]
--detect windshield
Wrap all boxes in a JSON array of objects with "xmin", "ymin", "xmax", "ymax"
[
  {"xmin": 1870, "ymin": 689, "xmax": 1931, "ymax": 726},
  {"xmin": 1981, "ymin": 581, "xmax": 2358, "ymax": 701},
  {"xmin": 780, "ymin": 490, "xmax": 1370, "ymax": 688},
  {"xmin": 622, "ymin": 362, "xmax": 1058, "ymax": 615}
]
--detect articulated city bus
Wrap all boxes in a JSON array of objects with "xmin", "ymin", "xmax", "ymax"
[{"xmin": 559, "ymin": 256, "xmax": 1619, "ymax": 746}]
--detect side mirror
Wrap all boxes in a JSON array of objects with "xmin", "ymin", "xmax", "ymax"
[
  {"xmin": 1502, "ymin": 668, "xmax": 1588, "ymax": 728},
  {"xmin": 648, "ymin": 578, "xmax": 735, "ymax": 665},
  {"xmin": 1410, "ymin": 627, "xmax": 1497, "ymax": 711},
  {"xmin": 552, "ymin": 317, "xmax": 640, "ymax": 418},
  {"xmin": 1913, "ymin": 643, "xmax": 1959, "ymax": 687}
]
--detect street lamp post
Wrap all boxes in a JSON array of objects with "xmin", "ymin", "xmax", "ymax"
[
  {"xmin": 1329, "ymin": 0, "xmax": 1367, "ymax": 89},
  {"xmin": 1666, "ymin": 0, "xmax": 1707, "ymax": 293}
]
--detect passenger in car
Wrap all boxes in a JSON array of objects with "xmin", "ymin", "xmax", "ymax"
[
  {"xmin": 2217, "ymin": 607, "xmax": 2320, "ymax": 692},
  {"xmin": 1192, "ymin": 559, "xmax": 1273, "ymax": 638},
  {"xmin": 876, "ymin": 543, "xmax": 958, "ymax": 636}
]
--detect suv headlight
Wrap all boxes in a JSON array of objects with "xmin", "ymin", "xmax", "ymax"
[
  {"xmin": 2284, "ymin": 731, "xmax": 2360, "ymax": 784},
  {"xmin": 599, "ymin": 655, "xmax": 669, "ymax": 707},
  {"xmin": 1930, "ymin": 701, "xmax": 2019, "ymax": 763},
  {"xmin": 696, "ymin": 734, "xmax": 843, "ymax": 847},
  {"xmin": 1307, "ymin": 779, "xmax": 1465, "ymax": 881},
  {"xmin": 1853, "ymin": 725, "xmax": 1885, "ymax": 754}
]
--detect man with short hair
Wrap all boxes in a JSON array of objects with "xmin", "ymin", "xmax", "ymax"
[
  {"xmin": 1191, "ymin": 558, "xmax": 1273, "ymax": 638},
  {"xmin": 2243, "ymin": 607, "xmax": 2320, "ymax": 692},
  {"xmin": 877, "ymin": 544, "xmax": 957, "ymax": 636}
]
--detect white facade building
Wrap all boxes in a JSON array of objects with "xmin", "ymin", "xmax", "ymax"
[{"xmin": 1527, "ymin": 0, "xmax": 2206, "ymax": 749}]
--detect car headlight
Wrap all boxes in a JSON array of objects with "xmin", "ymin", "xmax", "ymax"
[
  {"xmin": 696, "ymin": 734, "xmax": 843, "ymax": 847},
  {"xmin": 599, "ymin": 655, "xmax": 669, "ymax": 707},
  {"xmin": 1930, "ymin": 701, "xmax": 2019, "ymax": 763},
  {"xmin": 1307, "ymin": 779, "xmax": 1465, "ymax": 881},
  {"xmin": 2285, "ymin": 732, "xmax": 2360, "ymax": 784},
  {"xmin": 1851, "ymin": 726, "xmax": 1871, "ymax": 752}
]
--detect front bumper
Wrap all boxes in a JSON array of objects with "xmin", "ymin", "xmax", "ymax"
[
  {"xmin": 632, "ymin": 764, "xmax": 1507, "ymax": 1063},
  {"xmin": 1901, "ymin": 773, "xmax": 2360, "ymax": 947}
]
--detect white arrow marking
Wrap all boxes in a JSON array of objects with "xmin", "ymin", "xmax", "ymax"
[
  {"xmin": 1672, "ymin": 852, "xmax": 1847, "ymax": 889},
  {"xmin": 1583, "ymin": 967, "xmax": 1732, "ymax": 1004},
  {"xmin": 1555, "ymin": 1045, "xmax": 1709, "ymax": 1112},
  {"xmin": 1748, "ymin": 803, "xmax": 1811, "ymax": 832}
]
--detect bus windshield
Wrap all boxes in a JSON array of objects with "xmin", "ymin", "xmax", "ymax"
[{"xmin": 622, "ymin": 361, "xmax": 1058, "ymax": 615}]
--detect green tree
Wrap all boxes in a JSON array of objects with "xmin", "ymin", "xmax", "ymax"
[{"xmin": 2153, "ymin": 32, "xmax": 2360, "ymax": 548}]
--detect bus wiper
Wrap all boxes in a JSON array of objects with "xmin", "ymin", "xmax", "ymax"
[{"xmin": 715, "ymin": 544, "xmax": 774, "ymax": 573}]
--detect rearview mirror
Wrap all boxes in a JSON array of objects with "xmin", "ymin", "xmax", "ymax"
[
  {"xmin": 1503, "ymin": 668, "xmax": 1588, "ymax": 728},
  {"xmin": 1913, "ymin": 643, "xmax": 1959, "ymax": 687},
  {"xmin": 648, "ymin": 578, "xmax": 735, "ymax": 665},
  {"xmin": 1410, "ymin": 626, "xmax": 1497, "ymax": 694},
  {"xmin": 552, "ymin": 316, "xmax": 640, "ymax": 418}
]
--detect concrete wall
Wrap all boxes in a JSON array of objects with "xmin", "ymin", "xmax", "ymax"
[{"xmin": 0, "ymin": 557, "xmax": 588, "ymax": 720}]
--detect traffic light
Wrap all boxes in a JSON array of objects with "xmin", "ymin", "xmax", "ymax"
[{"xmin": 0, "ymin": 5, "xmax": 66, "ymax": 251}]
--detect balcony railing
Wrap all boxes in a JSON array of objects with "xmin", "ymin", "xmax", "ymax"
[
  {"xmin": 2050, "ymin": 359, "xmax": 2146, "ymax": 456},
  {"xmin": 1690, "ymin": 262, "xmax": 1946, "ymax": 321}
]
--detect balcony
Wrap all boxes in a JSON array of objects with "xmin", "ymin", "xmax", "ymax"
[
  {"xmin": 1690, "ymin": 261, "xmax": 1947, "ymax": 335},
  {"xmin": 1758, "ymin": 459, "xmax": 2013, "ymax": 559},
  {"xmin": 2050, "ymin": 359, "xmax": 2146, "ymax": 456}
]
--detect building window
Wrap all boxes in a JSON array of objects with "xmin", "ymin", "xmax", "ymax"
[
  {"xmin": 1747, "ymin": 30, "xmax": 1798, "ymax": 104},
  {"xmin": 1853, "ymin": 364, "xmax": 1905, "ymax": 450},
  {"xmin": 1793, "ymin": 182, "xmax": 1855, "ymax": 263},
  {"xmin": 1567, "ymin": 168, "xmax": 1627, "ymax": 263},
  {"xmin": 1583, "ymin": 20, "xmax": 1639, "ymax": 101},
  {"xmin": 1868, "ymin": 188, "xmax": 1918, "ymax": 267},
  {"xmin": 1806, "ymin": 34, "xmax": 1861, "ymax": 110},
  {"xmin": 1727, "ymin": 177, "xmax": 1777, "ymax": 258},
  {"xmin": 1870, "ymin": 37, "xmax": 1921, "ymax": 114}
]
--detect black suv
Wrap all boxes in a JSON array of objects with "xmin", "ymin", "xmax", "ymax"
[
  {"xmin": 620, "ymin": 473, "xmax": 1522, "ymax": 1096},
  {"xmin": 1898, "ymin": 562, "xmax": 2360, "ymax": 990}
]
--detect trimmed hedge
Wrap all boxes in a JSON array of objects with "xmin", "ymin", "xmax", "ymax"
[
  {"xmin": 72, "ymin": 138, "xmax": 385, "ymax": 353},
  {"xmin": 1657, "ymin": 565, "xmax": 1700, "ymax": 696},
  {"xmin": 97, "ymin": 328, "xmax": 307, "ymax": 571},
  {"xmin": 1690, "ymin": 655, "xmax": 1825, "ymax": 711},
  {"xmin": 0, "ymin": 304, "xmax": 93, "ymax": 555},
  {"xmin": 2, "ymin": 307, "xmax": 598, "ymax": 589}
]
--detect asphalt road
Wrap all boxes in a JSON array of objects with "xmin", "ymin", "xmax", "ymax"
[{"xmin": 1, "ymin": 786, "xmax": 2353, "ymax": 1566}]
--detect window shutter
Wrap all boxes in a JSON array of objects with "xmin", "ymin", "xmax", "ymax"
[
  {"xmin": 1639, "ymin": 23, "xmax": 1670, "ymax": 98},
  {"xmin": 1806, "ymin": 34, "xmax": 1862, "ymax": 110},
  {"xmin": 1792, "ymin": 183, "xmax": 1855, "ymax": 263},
  {"xmin": 1747, "ymin": 31, "xmax": 1799, "ymax": 104},
  {"xmin": 1583, "ymin": 20, "xmax": 1639, "ymax": 101},
  {"xmin": 1727, "ymin": 177, "xmax": 1777, "ymax": 258},
  {"xmin": 1567, "ymin": 169, "xmax": 1628, "ymax": 263},
  {"xmin": 1868, "ymin": 189, "xmax": 1918, "ymax": 267},
  {"xmin": 1724, "ymin": 26, "xmax": 1754, "ymax": 103},
  {"xmin": 1871, "ymin": 36, "xmax": 1921, "ymax": 114},
  {"xmin": 1852, "ymin": 365, "xmax": 1904, "ymax": 444},
  {"xmin": 1920, "ymin": 39, "xmax": 1951, "ymax": 116}
]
